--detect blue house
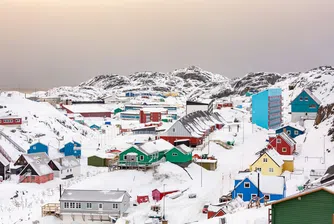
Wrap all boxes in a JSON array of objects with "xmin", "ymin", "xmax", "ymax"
[
  {"xmin": 231, "ymin": 172, "xmax": 286, "ymax": 203},
  {"xmin": 275, "ymin": 124, "xmax": 305, "ymax": 139},
  {"xmin": 291, "ymin": 89, "xmax": 321, "ymax": 122},
  {"xmin": 27, "ymin": 142, "xmax": 49, "ymax": 155},
  {"xmin": 60, "ymin": 141, "xmax": 81, "ymax": 158},
  {"xmin": 89, "ymin": 124, "xmax": 101, "ymax": 130},
  {"xmin": 252, "ymin": 88, "xmax": 282, "ymax": 129}
]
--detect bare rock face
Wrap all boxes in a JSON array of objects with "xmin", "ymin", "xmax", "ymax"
[{"xmin": 315, "ymin": 103, "xmax": 334, "ymax": 125}]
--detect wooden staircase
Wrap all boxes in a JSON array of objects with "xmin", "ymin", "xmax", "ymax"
[{"xmin": 0, "ymin": 145, "xmax": 14, "ymax": 163}]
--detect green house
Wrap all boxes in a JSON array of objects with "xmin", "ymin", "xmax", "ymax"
[
  {"xmin": 114, "ymin": 108, "xmax": 123, "ymax": 115},
  {"xmin": 119, "ymin": 139, "xmax": 174, "ymax": 167},
  {"xmin": 165, "ymin": 145, "xmax": 193, "ymax": 167},
  {"xmin": 88, "ymin": 153, "xmax": 118, "ymax": 167},
  {"xmin": 268, "ymin": 187, "xmax": 334, "ymax": 224}
]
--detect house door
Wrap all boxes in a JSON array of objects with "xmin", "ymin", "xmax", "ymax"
[{"xmin": 98, "ymin": 203, "xmax": 103, "ymax": 212}]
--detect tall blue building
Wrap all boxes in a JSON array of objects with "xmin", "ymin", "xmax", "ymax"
[{"xmin": 252, "ymin": 88, "xmax": 282, "ymax": 129}]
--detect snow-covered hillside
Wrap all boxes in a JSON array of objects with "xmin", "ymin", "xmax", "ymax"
[
  {"xmin": 33, "ymin": 66, "xmax": 334, "ymax": 107},
  {"xmin": 0, "ymin": 92, "xmax": 99, "ymax": 161}
]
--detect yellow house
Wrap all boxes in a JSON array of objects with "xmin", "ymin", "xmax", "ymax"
[{"xmin": 250, "ymin": 149, "xmax": 284, "ymax": 176}]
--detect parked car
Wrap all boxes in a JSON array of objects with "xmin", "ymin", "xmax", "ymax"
[
  {"xmin": 188, "ymin": 193, "xmax": 197, "ymax": 199},
  {"xmin": 202, "ymin": 204, "xmax": 210, "ymax": 213}
]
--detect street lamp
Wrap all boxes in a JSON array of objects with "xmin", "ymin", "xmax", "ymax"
[{"xmin": 163, "ymin": 184, "xmax": 166, "ymax": 220}]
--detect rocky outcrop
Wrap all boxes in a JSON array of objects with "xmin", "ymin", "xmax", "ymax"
[{"xmin": 315, "ymin": 103, "xmax": 334, "ymax": 125}]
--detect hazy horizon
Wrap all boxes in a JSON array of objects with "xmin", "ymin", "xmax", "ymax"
[{"xmin": 1, "ymin": 0, "xmax": 334, "ymax": 89}]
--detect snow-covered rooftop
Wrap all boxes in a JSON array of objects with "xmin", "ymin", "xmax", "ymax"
[
  {"xmin": 63, "ymin": 104, "xmax": 111, "ymax": 113},
  {"xmin": 60, "ymin": 189, "xmax": 129, "ymax": 202},
  {"xmin": 266, "ymin": 150, "xmax": 284, "ymax": 166}
]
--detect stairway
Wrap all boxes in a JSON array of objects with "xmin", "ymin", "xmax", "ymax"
[
  {"xmin": 0, "ymin": 130, "xmax": 25, "ymax": 153},
  {"xmin": 0, "ymin": 145, "xmax": 14, "ymax": 162}
]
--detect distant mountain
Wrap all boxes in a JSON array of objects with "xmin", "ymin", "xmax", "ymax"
[{"xmin": 33, "ymin": 65, "xmax": 334, "ymax": 106}]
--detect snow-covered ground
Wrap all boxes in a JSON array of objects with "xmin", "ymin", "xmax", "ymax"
[{"xmin": 0, "ymin": 87, "xmax": 333, "ymax": 224}]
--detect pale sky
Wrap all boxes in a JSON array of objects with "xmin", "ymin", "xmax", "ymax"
[{"xmin": 1, "ymin": 0, "xmax": 334, "ymax": 89}]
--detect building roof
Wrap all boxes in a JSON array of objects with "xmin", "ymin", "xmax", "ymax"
[
  {"xmin": 320, "ymin": 165, "xmax": 334, "ymax": 184},
  {"xmin": 279, "ymin": 132, "xmax": 296, "ymax": 146},
  {"xmin": 235, "ymin": 172, "xmax": 285, "ymax": 195},
  {"xmin": 208, "ymin": 205, "xmax": 225, "ymax": 213},
  {"xmin": 52, "ymin": 156, "xmax": 80, "ymax": 170},
  {"xmin": 195, "ymin": 159, "xmax": 217, "ymax": 163},
  {"xmin": 280, "ymin": 155, "xmax": 294, "ymax": 161},
  {"xmin": 277, "ymin": 123, "xmax": 305, "ymax": 132},
  {"xmin": 22, "ymin": 152, "xmax": 50, "ymax": 164},
  {"xmin": 60, "ymin": 189, "xmax": 130, "ymax": 202},
  {"xmin": 175, "ymin": 144, "xmax": 193, "ymax": 154},
  {"xmin": 266, "ymin": 187, "xmax": 334, "ymax": 206},
  {"xmin": 0, "ymin": 153, "xmax": 9, "ymax": 166},
  {"xmin": 141, "ymin": 108, "xmax": 167, "ymax": 113},
  {"xmin": 186, "ymin": 99, "xmax": 214, "ymax": 105},
  {"xmin": 0, "ymin": 115, "xmax": 21, "ymax": 119},
  {"xmin": 303, "ymin": 89, "xmax": 321, "ymax": 105},
  {"xmin": 62, "ymin": 104, "xmax": 111, "ymax": 113},
  {"xmin": 266, "ymin": 149, "xmax": 284, "ymax": 166},
  {"xmin": 28, "ymin": 162, "xmax": 54, "ymax": 175},
  {"xmin": 132, "ymin": 126, "xmax": 156, "ymax": 132}
]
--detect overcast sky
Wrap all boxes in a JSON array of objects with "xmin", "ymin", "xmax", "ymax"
[{"xmin": 1, "ymin": 0, "xmax": 334, "ymax": 89}]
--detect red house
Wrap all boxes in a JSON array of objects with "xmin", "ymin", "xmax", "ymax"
[
  {"xmin": 267, "ymin": 132, "xmax": 296, "ymax": 155},
  {"xmin": 0, "ymin": 116, "xmax": 22, "ymax": 126},
  {"xmin": 137, "ymin": 195, "xmax": 150, "ymax": 204},
  {"xmin": 139, "ymin": 109, "xmax": 166, "ymax": 124},
  {"xmin": 207, "ymin": 206, "xmax": 226, "ymax": 219},
  {"xmin": 15, "ymin": 153, "xmax": 54, "ymax": 184},
  {"xmin": 152, "ymin": 188, "xmax": 179, "ymax": 201}
]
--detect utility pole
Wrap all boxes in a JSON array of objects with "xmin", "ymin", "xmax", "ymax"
[
  {"xmin": 163, "ymin": 184, "xmax": 166, "ymax": 220},
  {"xmin": 323, "ymin": 135, "xmax": 326, "ymax": 165},
  {"xmin": 242, "ymin": 115, "xmax": 245, "ymax": 143},
  {"xmin": 201, "ymin": 161, "xmax": 203, "ymax": 188}
]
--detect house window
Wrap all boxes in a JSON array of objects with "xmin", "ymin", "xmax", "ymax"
[
  {"xmin": 299, "ymin": 97, "xmax": 303, "ymax": 101},
  {"xmin": 64, "ymin": 202, "xmax": 69, "ymax": 208},
  {"xmin": 140, "ymin": 155, "xmax": 144, "ymax": 161},
  {"xmin": 237, "ymin": 193, "xmax": 243, "ymax": 199},
  {"xmin": 256, "ymin": 167, "xmax": 262, "ymax": 172},
  {"xmin": 172, "ymin": 128, "xmax": 175, "ymax": 132},
  {"xmin": 251, "ymin": 194, "xmax": 257, "ymax": 199},
  {"xmin": 286, "ymin": 130, "xmax": 291, "ymax": 135},
  {"xmin": 294, "ymin": 130, "xmax": 299, "ymax": 135},
  {"xmin": 264, "ymin": 195, "xmax": 270, "ymax": 201},
  {"xmin": 113, "ymin": 204, "xmax": 118, "ymax": 209},
  {"xmin": 282, "ymin": 147, "xmax": 287, "ymax": 152},
  {"xmin": 124, "ymin": 155, "xmax": 127, "ymax": 160},
  {"xmin": 263, "ymin": 158, "xmax": 268, "ymax": 163},
  {"xmin": 244, "ymin": 182, "xmax": 250, "ymax": 188},
  {"xmin": 70, "ymin": 202, "xmax": 75, "ymax": 208},
  {"xmin": 15, "ymin": 119, "xmax": 20, "ymax": 122},
  {"xmin": 269, "ymin": 168, "xmax": 274, "ymax": 172},
  {"xmin": 172, "ymin": 153, "xmax": 178, "ymax": 156},
  {"xmin": 87, "ymin": 203, "xmax": 92, "ymax": 209},
  {"xmin": 75, "ymin": 203, "xmax": 81, "ymax": 209},
  {"xmin": 277, "ymin": 139, "xmax": 281, "ymax": 144},
  {"xmin": 99, "ymin": 203, "xmax": 103, "ymax": 209},
  {"xmin": 309, "ymin": 104, "xmax": 316, "ymax": 109}
]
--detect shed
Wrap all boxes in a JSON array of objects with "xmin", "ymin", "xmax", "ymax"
[
  {"xmin": 195, "ymin": 159, "xmax": 217, "ymax": 171},
  {"xmin": 165, "ymin": 144, "xmax": 193, "ymax": 167},
  {"xmin": 114, "ymin": 108, "xmax": 123, "ymax": 115},
  {"xmin": 152, "ymin": 188, "xmax": 179, "ymax": 201},
  {"xmin": 267, "ymin": 187, "xmax": 334, "ymax": 224},
  {"xmin": 207, "ymin": 205, "xmax": 226, "ymax": 219},
  {"xmin": 137, "ymin": 195, "xmax": 150, "ymax": 204},
  {"xmin": 88, "ymin": 153, "xmax": 118, "ymax": 167}
]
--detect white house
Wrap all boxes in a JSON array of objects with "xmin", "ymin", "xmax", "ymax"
[{"xmin": 48, "ymin": 156, "xmax": 80, "ymax": 179}]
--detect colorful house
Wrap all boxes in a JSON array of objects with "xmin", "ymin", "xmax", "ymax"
[
  {"xmin": 15, "ymin": 152, "xmax": 54, "ymax": 184},
  {"xmin": 231, "ymin": 172, "xmax": 286, "ymax": 202},
  {"xmin": 152, "ymin": 188, "xmax": 179, "ymax": 201},
  {"xmin": 267, "ymin": 187, "xmax": 334, "ymax": 224},
  {"xmin": 194, "ymin": 159, "xmax": 218, "ymax": 171},
  {"xmin": 207, "ymin": 205, "xmax": 226, "ymax": 219},
  {"xmin": 250, "ymin": 149, "xmax": 294, "ymax": 175},
  {"xmin": 0, "ymin": 116, "xmax": 22, "ymax": 126},
  {"xmin": 164, "ymin": 144, "xmax": 193, "ymax": 167},
  {"xmin": 87, "ymin": 153, "xmax": 118, "ymax": 167},
  {"xmin": 60, "ymin": 141, "xmax": 82, "ymax": 158},
  {"xmin": 27, "ymin": 142, "xmax": 49, "ymax": 155},
  {"xmin": 252, "ymin": 88, "xmax": 282, "ymax": 129},
  {"xmin": 118, "ymin": 139, "xmax": 173, "ymax": 167},
  {"xmin": 275, "ymin": 124, "xmax": 305, "ymax": 139},
  {"xmin": 89, "ymin": 124, "xmax": 101, "ymax": 130},
  {"xmin": 114, "ymin": 108, "xmax": 123, "ymax": 115},
  {"xmin": 291, "ymin": 89, "xmax": 321, "ymax": 122},
  {"xmin": 250, "ymin": 149, "xmax": 284, "ymax": 176},
  {"xmin": 48, "ymin": 156, "xmax": 80, "ymax": 179},
  {"xmin": 267, "ymin": 133, "xmax": 296, "ymax": 155}
]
